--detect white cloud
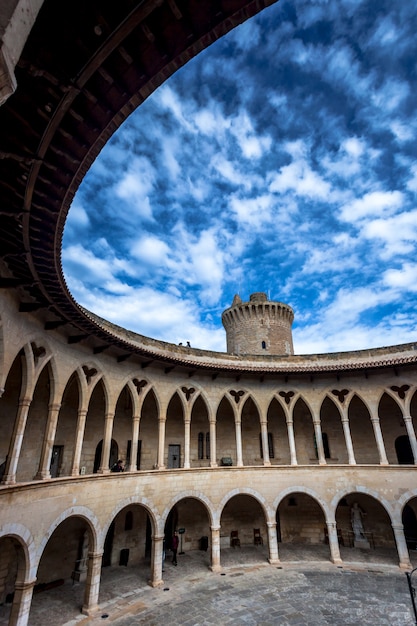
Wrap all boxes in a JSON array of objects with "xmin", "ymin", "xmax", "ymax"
[
  {"xmin": 130, "ymin": 236, "xmax": 170, "ymax": 266},
  {"xmin": 229, "ymin": 194, "xmax": 274, "ymax": 228},
  {"xmin": 269, "ymin": 158, "xmax": 331, "ymax": 199},
  {"xmin": 362, "ymin": 209, "xmax": 417, "ymax": 258},
  {"xmin": 230, "ymin": 111, "xmax": 272, "ymax": 159},
  {"xmin": 66, "ymin": 202, "xmax": 89, "ymax": 229},
  {"xmin": 339, "ymin": 190, "xmax": 404, "ymax": 222},
  {"xmin": 114, "ymin": 157, "xmax": 156, "ymax": 221},
  {"xmin": 383, "ymin": 263, "xmax": 417, "ymax": 292}
]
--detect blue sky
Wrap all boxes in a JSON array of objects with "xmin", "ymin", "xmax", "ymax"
[{"xmin": 62, "ymin": 0, "xmax": 417, "ymax": 355}]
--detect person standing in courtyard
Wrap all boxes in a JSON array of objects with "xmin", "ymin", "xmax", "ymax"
[{"xmin": 172, "ymin": 530, "xmax": 179, "ymax": 566}]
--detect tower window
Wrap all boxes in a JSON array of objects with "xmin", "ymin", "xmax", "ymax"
[{"xmin": 261, "ymin": 341, "xmax": 266, "ymax": 349}]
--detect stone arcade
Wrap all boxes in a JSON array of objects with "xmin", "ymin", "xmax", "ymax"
[{"xmin": 1, "ymin": 2, "xmax": 417, "ymax": 625}]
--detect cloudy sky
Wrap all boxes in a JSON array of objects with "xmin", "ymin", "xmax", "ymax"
[{"xmin": 62, "ymin": 0, "xmax": 417, "ymax": 355}]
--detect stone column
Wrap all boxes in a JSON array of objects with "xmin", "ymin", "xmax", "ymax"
[
  {"xmin": 128, "ymin": 415, "xmax": 140, "ymax": 471},
  {"xmin": 341, "ymin": 414, "xmax": 356, "ymax": 465},
  {"xmin": 71, "ymin": 409, "xmax": 87, "ymax": 476},
  {"xmin": 313, "ymin": 419, "xmax": 326, "ymax": 465},
  {"xmin": 157, "ymin": 412, "xmax": 166, "ymax": 469},
  {"xmin": 149, "ymin": 535, "xmax": 164, "ymax": 587},
  {"xmin": 98, "ymin": 412, "xmax": 114, "ymax": 474},
  {"xmin": 34, "ymin": 403, "xmax": 61, "ymax": 479},
  {"xmin": 8, "ymin": 579, "xmax": 36, "ymax": 626},
  {"xmin": 286, "ymin": 416, "xmax": 297, "ymax": 465},
  {"xmin": 391, "ymin": 524, "xmax": 411, "ymax": 569},
  {"xmin": 370, "ymin": 416, "xmax": 389, "ymax": 465},
  {"xmin": 2, "ymin": 398, "xmax": 31, "ymax": 484},
  {"xmin": 266, "ymin": 522, "xmax": 279, "ymax": 564},
  {"xmin": 235, "ymin": 418, "xmax": 243, "ymax": 467},
  {"xmin": 210, "ymin": 526, "xmax": 221, "ymax": 572},
  {"xmin": 82, "ymin": 551, "xmax": 103, "ymax": 615},
  {"xmin": 260, "ymin": 419, "xmax": 271, "ymax": 466},
  {"xmin": 209, "ymin": 419, "xmax": 217, "ymax": 467},
  {"xmin": 403, "ymin": 416, "xmax": 417, "ymax": 464},
  {"xmin": 326, "ymin": 521, "xmax": 342, "ymax": 565},
  {"xmin": 184, "ymin": 417, "xmax": 191, "ymax": 469}
]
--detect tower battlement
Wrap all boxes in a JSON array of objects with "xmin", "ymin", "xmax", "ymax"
[{"xmin": 222, "ymin": 292, "xmax": 294, "ymax": 356}]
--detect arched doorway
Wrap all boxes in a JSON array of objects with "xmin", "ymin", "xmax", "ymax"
[
  {"xmin": 336, "ymin": 493, "xmax": 397, "ymax": 566},
  {"xmin": 164, "ymin": 498, "xmax": 211, "ymax": 570},
  {"xmin": 220, "ymin": 494, "xmax": 268, "ymax": 566},
  {"xmin": 276, "ymin": 492, "xmax": 328, "ymax": 562}
]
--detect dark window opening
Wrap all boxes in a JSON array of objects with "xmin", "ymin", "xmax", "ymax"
[
  {"xmin": 198, "ymin": 432, "xmax": 204, "ymax": 459},
  {"xmin": 124, "ymin": 511, "xmax": 133, "ymax": 531}
]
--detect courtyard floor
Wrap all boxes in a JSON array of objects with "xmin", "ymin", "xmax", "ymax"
[{"xmin": 1, "ymin": 545, "xmax": 416, "ymax": 626}]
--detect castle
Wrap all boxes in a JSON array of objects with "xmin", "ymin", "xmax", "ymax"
[{"xmin": 1, "ymin": 2, "xmax": 417, "ymax": 625}]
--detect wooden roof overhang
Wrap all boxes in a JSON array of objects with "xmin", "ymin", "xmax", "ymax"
[{"xmin": 1, "ymin": 0, "xmax": 417, "ymax": 377}]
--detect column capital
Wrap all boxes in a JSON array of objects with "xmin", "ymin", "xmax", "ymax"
[
  {"xmin": 87, "ymin": 551, "xmax": 103, "ymax": 559},
  {"xmin": 14, "ymin": 579, "xmax": 37, "ymax": 592},
  {"xmin": 48, "ymin": 403, "xmax": 61, "ymax": 412},
  {"xmin": 325, "ymin": 520, "xmax": 337, "ymax": 529}
]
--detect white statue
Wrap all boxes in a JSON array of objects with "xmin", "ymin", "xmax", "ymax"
[{"xmin": 351, "ymin": 502, "xmax": 366, "ymax": 540}]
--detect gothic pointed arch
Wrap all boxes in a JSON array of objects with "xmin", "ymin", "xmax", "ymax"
[
  {"xmin": 216, "ymin": 395, "xmax": 236, "ymax": 466},
  {"xmin": 379, "ymin": 392, "xmax": 406, "ymax": 464},
  {"xmin": 140, "ymin": 388, "xmax": 159, "ymax": 470},
  {"xmin": 267, "ymin": 396, "xmax": 290, "ymax": 464},
  {"xmin": 241, "ymin": 395, "xmax": 262, "ymax": 466},
  {"xmin": 348, "ymin": 394, "xmax": 379, "ymax": 464},
  {"xmin": 292, "ymin": 396, "xmax": 316, "ymax": 464},
  {"xmin": 320, "ymin": 396, "xmax": 346, "ymax": 463},
  {"xmin": 190, "ymin": 394, "xmax": 210, "ymax": 466}
]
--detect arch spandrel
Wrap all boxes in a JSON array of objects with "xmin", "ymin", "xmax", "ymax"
[
  {"xmin": 0, "ymin": 524, "xmax": 37, "ymax": 581},
  {"xmin": 37, "ymin": 506, "xmax": 100, "ymax": 566}
]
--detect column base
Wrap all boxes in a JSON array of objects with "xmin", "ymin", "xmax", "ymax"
[
  {"xmin": 331, "ymin": 557, "xmax": 343, "ymax": 566},
  {"xmin": 268, "ymin": 558, "xmax": 280, "ymax": 565},
  {"xmin": 148, "ymin": 578, "xmax": 163, "ymax": 588},
  {"xmin": 82, "ymin": 604, "xmax": 98, "ymax": 616},
  {"xmin": 399, "ymin": 561, "xmax": 412, "ymax": 570},
  {"xmin": 209, "ymin": 564, "xmax": 222, "ymax": 573},
  {"xmin": 33, "ymin": 470, "xmax": 51, "ymax": 480},
  {"xmin": 1, "ymin": 475, "xmax": 16, "ymax": 485}
]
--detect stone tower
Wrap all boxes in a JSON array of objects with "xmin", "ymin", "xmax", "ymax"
[{"xmin": 222, "ymin": 292, "xmax": 294, "ymax": 356}]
